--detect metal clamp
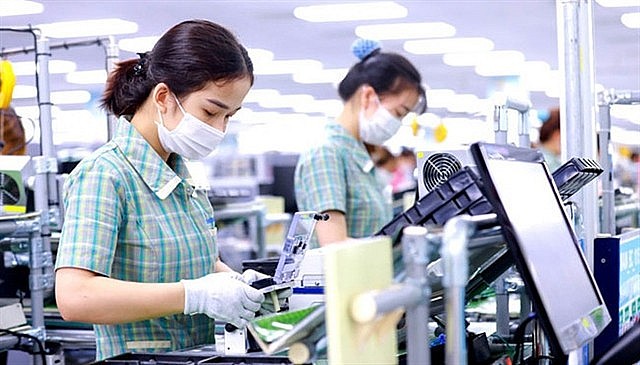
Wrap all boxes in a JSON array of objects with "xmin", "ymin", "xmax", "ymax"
[
  {"xmin": 31, "ymin": 156, "xmax": 58, "ymax": 175},
  {"xmin": 30, "ymin": 272, "xmax": 54, "ymax": 291}
]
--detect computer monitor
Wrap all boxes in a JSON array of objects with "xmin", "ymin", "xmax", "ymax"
[{"xmin": 470, "ymin": 142, "xmax": 611, "ymax": 359}]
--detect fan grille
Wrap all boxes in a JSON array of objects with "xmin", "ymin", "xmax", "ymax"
[
  {"xmin": 0, "ymin": 172, "xmax": 20, "ymax": 206},
  {"xmin": 422, "ymin": 152, "xmax": 463, "ymax": 192}
]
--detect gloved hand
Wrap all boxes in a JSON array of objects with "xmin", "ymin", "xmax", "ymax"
[
  {"xmin": 181, "ymin": 272, "xmax": 265, "ymax": 328},
  {"xmin": 241, "ymin": 269, "xmax": 293, "ymax": 315}
]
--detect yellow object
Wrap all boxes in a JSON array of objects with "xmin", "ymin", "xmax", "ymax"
[
  {"xmin": 410, "ymin": 115, "xmax": 420, "ymax": 136},
  {"xmin": 0, "ymin": 60, "xmax": 16, "ymax": 109},
  {"xmin": 434, "ymin": 122, "xmax": 448, "ymax": 143},
  {"xmin": 324, "ymin": 236, "xmax": 397, "ymax": 364}
]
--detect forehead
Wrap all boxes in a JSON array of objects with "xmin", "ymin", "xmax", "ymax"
[{"xmin": 189, "ymin": 77, "xmax": 252, "ymax": 106}]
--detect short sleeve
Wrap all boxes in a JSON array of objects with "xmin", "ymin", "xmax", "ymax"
[
  {"xmin": 55, "ymin": 163, "xmax": 122, "ymax": 277},
  {"xmin": 294, "ymin": 144, "xmax": 347, "ymax": 214}
]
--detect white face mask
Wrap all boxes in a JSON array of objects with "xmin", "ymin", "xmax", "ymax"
[
  {"xmin": 358, "ymin": 101, "xmax": 402, "ymax": 145},
  {"xmin": 155, "ymin": 95, "xmax": 225, "ymax": 160}
]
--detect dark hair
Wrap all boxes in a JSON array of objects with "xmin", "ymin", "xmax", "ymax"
[
  {"xmin": 539, "ymin": 107, "xmax": 560, "ymax": 143},
  {"xmin": 101, "ymin": 19, "xmax": 254, "ymax": 116},
  {"xmin": 338, "ymin": 50, "xmax": 426, "ymax": 113}
]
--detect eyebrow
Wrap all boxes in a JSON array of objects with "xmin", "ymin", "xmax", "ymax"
[{"xmin": 206, "ymin": 98, "xmax": 241, "ymax": 112}]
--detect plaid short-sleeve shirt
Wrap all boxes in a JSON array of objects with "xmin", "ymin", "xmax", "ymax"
[
  {"xmin": 294, "ymin": 122, "xmax": 392, "ymax": 241},
  {"xmin": 55, "ymin": 117, "xmax": 218, "ymax": 360}
]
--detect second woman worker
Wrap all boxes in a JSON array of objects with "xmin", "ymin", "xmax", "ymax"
[{"xmin": 294, "ymin": 39, "xmax": 427, "ymax": 246}]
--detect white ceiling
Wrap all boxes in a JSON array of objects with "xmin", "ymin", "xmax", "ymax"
[{"xmin": 1, "ymin": 0, "xmax": 639, "ymax": 146}]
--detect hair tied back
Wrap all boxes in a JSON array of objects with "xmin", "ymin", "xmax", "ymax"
[
  {"xmin": 351, "ymin": 38, "xmax": 382, "ymax": 61},
  {"xmin": 133, "ymin": 52, "xmax": 148, "ymax": 77}
]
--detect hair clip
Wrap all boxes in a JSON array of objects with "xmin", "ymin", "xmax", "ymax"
[
  {"xmin": 351, "ymin": 38, "xmax": 382, "ymax": 61},
  {"xmin": 133, "ymin": 52, "xmax": 148, "ymax": 77}
]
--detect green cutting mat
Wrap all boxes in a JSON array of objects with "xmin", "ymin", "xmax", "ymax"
[{"xmin": 250, "ymin": 305, "xmax": 321, "ymax": 343}]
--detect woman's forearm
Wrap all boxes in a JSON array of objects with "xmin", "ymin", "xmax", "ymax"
[{"xmin": 56, "ymin": 267, "xmax": 185, "ymax": 324}]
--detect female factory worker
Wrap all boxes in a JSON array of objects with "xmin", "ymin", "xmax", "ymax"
[
  {"xmin": 294, "ymin": 39, "xmax": 426, "ymax": 246},
  {"xmin": 54, "ymin": 20, "xmax": 270, "ymax": 360}
]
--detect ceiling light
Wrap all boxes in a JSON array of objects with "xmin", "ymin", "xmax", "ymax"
[
  {"xmin": 292, "ymin": 68, "xmax": 348, "ymax": 84},
  {"xmin": 66, "ymin": 70, "xmax": 108, "ymax": 85},
  {"xmin": 446, "ymin": 94, "xmax": 480, "ymax": 113},
  {"xmin": 595, "ymin": 0, "xmax": 640, "ymax": 7},
  {"xmin": 12, "ymin": 60, "xmax": 77, "ymax": 76},
  {"xmin": 404, "ymin": 37, "xmax": 494, "ymax": 55},
  {"xmin": 293, "ymin": 1, "xmax": 407, "ymax": 22},
  {"xmin": 425, "ymin": 89, "xmax": 455, "ymax": 108},
  {"xmin": 443, "ymin": 50, "xmax": 524, "ymax": 67},
  {"xmin": 474, "ymin": 52, "xmax": 526, "ymax": 76},
  {"xmin": 621, "ymin": 12, "xmax": 640, "ymax": 28},
  {"xmin": 51, "ymin": 90, "xmax": 92, "ymax": 104},
  {"xmin": 355, "ymin": 22, "xmax": 455, "ymax": 40},
  {"xmin": 244, "ymin": 89, "xmax": 280, "ymax": 103},
  {"xmin": 247, "ymin": 48, "xmax": 275, "ymax": 64},
  {"xmin": 0, "ymin": 0, "xmax": 43, "ymax": 16},
  {"xmin": 37, "ymin": 18, "xmax": 138, "ymax": 38},
  {"xmin": 520, "ymin": 62, "xmax": 553, "ymax": 91},
  {"xmin": 611, "ymin": 126, "xmax": 640, "ymax": 145},
  {"xmin": 292, "ymin": 99, "xmax": 343, "ymax": 116},
  {"xmin": 254, "ymin": 59, "xmax": 323, "ymax": 75},
  {"xmin": 12, "ymin": 85, "xmax": 37, "ymax": 98},
  {"xmin": 258, "ymin": 94, "xmax": 315, "ymax": 109},
  {"xmin": 118, "ymin": 36, "xmax": 160, "ymax": 53},
  {"xmin": 611, "ymin": 104, "xmax": 640, "ymax": 123}
]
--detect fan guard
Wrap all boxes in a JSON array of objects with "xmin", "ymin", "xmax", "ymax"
[
  {"xmin": 0, "ymin": 172, "xmax": 21, "ymax": 206},
  {"xmin": 422, "ymin": 152, "xmax": 463, "ymax": 192}
]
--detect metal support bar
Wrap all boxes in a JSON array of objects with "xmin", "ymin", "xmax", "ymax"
[
  {"xmin": 106, "ymin": 36, "xmax": 120, "ymax": 140},
  {"xmin": 493, "ymin": 96, "xmax": 532, "ymax": 147},
  {"xmin": 597, "ymin": 91, "xmax": 616, "ymax": 235}
]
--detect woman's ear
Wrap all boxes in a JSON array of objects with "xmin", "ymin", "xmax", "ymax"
[
  {"xmin": 152, "ymin": 83, "xmax": 171, "ymax": 114},
  {"xmin": 359, "ymin": 84, "xmax": 377, "ymax": 111}
]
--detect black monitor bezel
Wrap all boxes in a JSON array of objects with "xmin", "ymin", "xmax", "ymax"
[{"xmin": 470, "ymin": 142, "xmax": 610, "ymax": 359}]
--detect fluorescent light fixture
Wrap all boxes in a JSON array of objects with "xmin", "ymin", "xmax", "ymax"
[
  {"xmin": 611, "ymin": 104, "xmax": 640, "ymax": 123},
  {"xmin": 355, "ymin": 22, "xmax": 455, "ymax": 40},
  {"xmin": 12, "ymin": 85, "xmax": 38, "ymax": 98},
  {"xmin": 247, "ymin": 48, "xmax": 275, "ymax": 64},
  {"xmin": 611, "ymin": 126, "xmax": 640, "ymax": 145},
  {"xmin": 474, "ymin": 51, "xmax": 526, "ymax": 76},
  {"xmin": 37, "ymin": 18, "xmax": 138, "ymax": 38},
  {"xmin": 66, "ymin": 70, "xmax": 108, "ymax": 85},
  {"xmin": 118, "ymin": 36, "xmax": 160, "ymax": 53},
  {"xmin": 446, "ymin": 94, "xmax": 479, "ymax": 113},
  {"xmin": 520, "ymin": 62, "xmax": 552, "ymax": 91},
  {"xmin": 254, "ymin": 59, "xmax": 322, "ymax": 75},
  {"xmin": 258, "ymin": 94, "xmax": 315, "ymax": 109},
  {"xmin": 621, "ymin": 12, "xmax": 640, "ymax": 28},
  {"xmin": 404, "ymin": 37, "xmax": 494, "ymax": 55},
  {"xmin": 243, "ymin": 89, "xmax": 280, "ymax": 103},
  {"xmin": 293, "ymin": 1, "xmax": 407, "ymax": 22},
  {"xmin": 424, "ymin": 89, "xmax": 455, "ymax": 109},
  {"xmin": 12, "ymin": 60, "xmax": 76, "ymax": 76},
  {"xmin": 51, "ymin": 90, "xmax": 92, "ymax": 104},
  {"xmin": 0, "ymin": 0, "xmax": 43, "ymax": 16},
  {"xmin": 292, "ymin": 68, "xmax": 348, "ymax": 84},
  {"xmin": 14, "ymin": 105, "xmax": 61, "ymax": 119},
  {"xmin": 443, "ymin": 50, "xmax": 524, "ymax": 67},
  {"xmin": 292, "ymin": 99, "xmax": 343, "ymax": 116},
  {"xmin": 595, "ymin": 0, "xmax": 640, "ymax": 7}
]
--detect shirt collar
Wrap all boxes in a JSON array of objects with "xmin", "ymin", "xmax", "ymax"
[
  {"xmin": 112, "ymin": 116, "xmax": 190, "ymax": 199},
  {"xmin": 326, "ymin": 122, "xmax": 375, "ymax": 173}
]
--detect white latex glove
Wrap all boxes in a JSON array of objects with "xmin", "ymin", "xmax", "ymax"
[
  {"xmin": 240, "ymin": 269, "xmax": 271, "ymax": 285},
  {"xmin": 181, "ymin": 272, "xmax": 264, "ymax": 328},
  {"xmin": 241, "ymin": 269, "xmax": 293, "ymax": 315}
]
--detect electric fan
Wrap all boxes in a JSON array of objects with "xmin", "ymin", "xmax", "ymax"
[{"xmin": 416, "ymin": 149, "xmax": 474, "ymax": 199}]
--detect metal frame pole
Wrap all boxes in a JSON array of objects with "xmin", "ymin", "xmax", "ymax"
[{"xmin": 105, "ymin": 36, "xmax": 119, "ymax": 140}]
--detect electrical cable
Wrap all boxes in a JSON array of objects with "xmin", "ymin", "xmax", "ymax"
[
  {"xmin": 513, "ymin": 312, "xmax": 536, "ymax": 365},
  {"xmin": 0, "ymin": 327, "xmax": 48, "ymax": 364}
]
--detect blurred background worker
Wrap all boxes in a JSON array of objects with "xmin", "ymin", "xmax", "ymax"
[
  {"xmin": 537, "ymin": 107, "xmax": 562, "ymax": 171},
  {"xmin": 0, "ymin": 106, "xmax": 26, "ymax": 155},
  {"xmin": 294, "ymin": 39, "xmax": 426, "ymax": 246}
]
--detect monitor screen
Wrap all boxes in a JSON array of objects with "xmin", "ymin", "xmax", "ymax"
[{"xmin": 470, "ymin": 142, "xmax": 611, "ymax": 357}]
